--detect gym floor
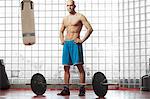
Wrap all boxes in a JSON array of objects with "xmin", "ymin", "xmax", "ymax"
[{"xmin": 0, "ymin": 89, "xmax": 150, "ymax": 99}]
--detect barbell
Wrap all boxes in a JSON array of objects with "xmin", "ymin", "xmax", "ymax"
[{"xmin": 29, "ymin": 72, "xmax": 118, "ymax": 97}]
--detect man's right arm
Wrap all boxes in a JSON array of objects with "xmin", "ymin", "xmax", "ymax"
[
  {"xmin": 60, "ymin": 19, "xmax": 66, "ymax": 45},
  {"xmin": 80, "ymin": 14, "xmax": 93, "ymax": 43}
]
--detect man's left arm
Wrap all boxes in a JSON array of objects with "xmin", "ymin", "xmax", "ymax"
[{"xmin": 80, "ymin": 15, "xmax": 93, "ymax": 43}]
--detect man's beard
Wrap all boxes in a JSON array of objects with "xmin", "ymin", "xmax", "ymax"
[{"xmin": 68, "ymin": 9, "xmax": 74, "ymax": 13}]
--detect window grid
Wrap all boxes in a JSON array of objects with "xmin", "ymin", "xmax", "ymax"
[{"xmin": 119, "ymin": 0, "xmax": 150, "ymax": 88}]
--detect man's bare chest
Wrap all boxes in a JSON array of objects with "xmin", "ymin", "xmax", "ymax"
[{"xmin": 64, "ymin": 16, "xmax": 82, "ymax": 26}]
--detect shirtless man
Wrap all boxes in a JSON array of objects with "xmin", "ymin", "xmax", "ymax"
[{"xmin": 57, "ymin": 0, "xmax": 93, "ymax": 96}]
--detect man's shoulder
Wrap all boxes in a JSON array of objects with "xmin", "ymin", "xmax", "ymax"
[
  {"xmin": 76, "ymin": 13, "xmax": 86, "ymax": 20},
  {"xmin": 77, "ymin": 13, "xmax": 85, "ymax": 17},
  {"xmin": 63, "ymin": 16, "xmax": 68, "ymax": 20}
]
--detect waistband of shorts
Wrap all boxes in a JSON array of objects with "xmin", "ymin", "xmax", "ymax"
[{"xmin": 65, "ymin": 40, "xmax": 74, "ymax": 42}]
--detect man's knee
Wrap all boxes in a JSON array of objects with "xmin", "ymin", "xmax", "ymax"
[
  {"xmin": 64, "ymin": 66, "xmax": 70, "ymax": 73},
  {"xmin": 77, "ymin": 65, "xmax": 85, "ymax": 73}
]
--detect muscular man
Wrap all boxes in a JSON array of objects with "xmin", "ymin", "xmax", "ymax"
[{"xmin": 57, "ymin": 0, "xmax": 93, "ymax": 96}]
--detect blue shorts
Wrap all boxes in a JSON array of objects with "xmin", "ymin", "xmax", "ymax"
[{"xmin": 62, "ymin": 40, "xmax": 84, "ymax": 66}]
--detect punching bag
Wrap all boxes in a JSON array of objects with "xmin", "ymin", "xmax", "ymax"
[
  {"xmin": 21, "ymin": 0, "xmax": 35, "ymax": 45},
  {"xmin": 0, "ymin": 59, "xmax": 10, "ymax": 90}
]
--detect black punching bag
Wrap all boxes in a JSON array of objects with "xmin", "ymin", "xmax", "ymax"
[{"xmin": 0, "ymin": 59, "xmax": 10, "ymax": 90}]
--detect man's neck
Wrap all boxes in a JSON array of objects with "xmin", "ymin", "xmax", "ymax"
[{"xmin": 69, "ymin": 11, "xmax": 76, "ymax": 15}]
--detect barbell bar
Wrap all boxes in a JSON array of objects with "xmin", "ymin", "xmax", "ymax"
[{"xmin": 28, "ymin": 72, "xmax": 119, "ymax": 97}]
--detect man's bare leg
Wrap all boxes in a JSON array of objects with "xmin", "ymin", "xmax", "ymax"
[
  {"xmin": 64, "ymin": 66, "xmax": 70, "ymax": 84},
  {"xmin": 77, "ymin": 64, "xmax": 86, "ymax": 96},
  {"xmin": 77, "ymin": 64, "xmax": 85, "ymax": 83},
  {"xmin": 57, "ymin": 65, "xmax": 70, "ymax": 95}
]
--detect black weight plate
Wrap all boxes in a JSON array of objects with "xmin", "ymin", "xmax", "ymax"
[
  {"xmin": 31, "ymin": 73, "xmax": 47, "ymax": 95},
  {"xmin": 92, "ymin": 72, "xmax": 108, "ymax": 97}
]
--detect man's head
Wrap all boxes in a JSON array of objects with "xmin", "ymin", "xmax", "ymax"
[{"xmin": 66, "ymin": 0, "xmax": 76, "ymax": 13}]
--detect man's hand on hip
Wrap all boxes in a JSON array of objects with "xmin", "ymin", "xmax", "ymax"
[
  {"xmin": 61, "ymin": 40, "xmax": 65, "ymax": 45},
  {"xmin": 74, "ymin": 38, "xmax": 83, "ymax": 44}
]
